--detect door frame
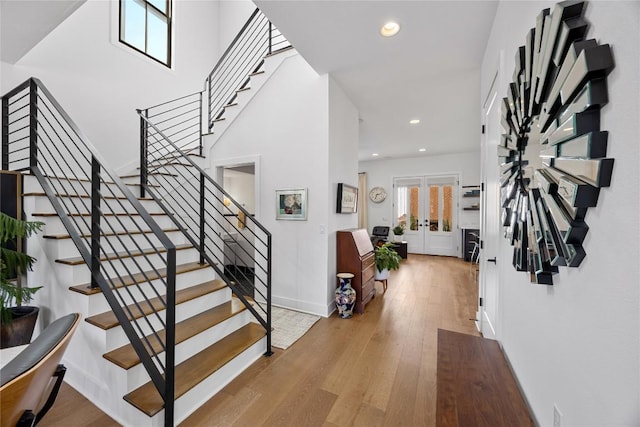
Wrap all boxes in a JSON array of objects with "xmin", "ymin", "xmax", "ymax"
[
  {"xmin": 392, "ymin": 172, "xmax": 461, "ymax": 257},
  {"xmin": 477, "ymin": 59, "xmax": 502, "ymax": 339}
]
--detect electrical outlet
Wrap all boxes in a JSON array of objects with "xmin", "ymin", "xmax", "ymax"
[{"xmin": 553, "ymin": 404, "xmax": 563, "ymax": 427}]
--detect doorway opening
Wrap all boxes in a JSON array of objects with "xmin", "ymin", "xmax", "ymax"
[{"xmin": 393, "ymin": 174, "xmax": 459, "ymax": 256}]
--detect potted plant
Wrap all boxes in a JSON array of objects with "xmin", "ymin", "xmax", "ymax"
[
  {"xmin": 374, "ymin": 242, "xmax": 401, "ymax": 281},
  {"xmin": 393, "ymin": 224, "xmax": 405, "ymax": 242},
  {"xmin": 1, "ymin": 212, "xmax": 44, "ymax": 348}
]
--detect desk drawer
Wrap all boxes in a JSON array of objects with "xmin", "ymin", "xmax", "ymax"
[{"xmin": 362, "ymin": 263, "xmax": 375, "ymax": 284}]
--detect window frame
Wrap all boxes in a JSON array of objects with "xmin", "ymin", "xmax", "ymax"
[{"xmin": 119, "ymin": 0, "xmax": 172, "ymax": 67}]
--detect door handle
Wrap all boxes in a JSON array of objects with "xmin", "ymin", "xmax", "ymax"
[{"xmin": 487, "ymin": 257, "xmax": 497, "ymax": 264}]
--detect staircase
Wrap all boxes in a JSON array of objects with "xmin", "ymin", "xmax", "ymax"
[{"xmin": 1, "ymin": 7, "xmax": 291, "ymax": 425}]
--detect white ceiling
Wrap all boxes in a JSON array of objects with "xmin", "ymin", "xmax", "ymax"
[
  {"xmin": 255, "ymin": 0, "xmax": 499, "ymax": 160},
  {"xmin": 0, "ymin": 0, "xmax": 86, "ymax": 64}
]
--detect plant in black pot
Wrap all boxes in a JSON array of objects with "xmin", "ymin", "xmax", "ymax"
[
  {"xmin": 374, "ymin": 242, "xmax": 401, "ymax": 281},
  {"xmin": 392, "ymin": 224, "xmax": 405, "ymax": 242},
  {"xmin": 1, "ymin": 212, "xmax": 44, "ymax": 348}
]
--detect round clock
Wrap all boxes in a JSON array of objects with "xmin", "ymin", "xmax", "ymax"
[{"xmin": 369, "ymin": 186, "xmax": 387, "ymax": 203}]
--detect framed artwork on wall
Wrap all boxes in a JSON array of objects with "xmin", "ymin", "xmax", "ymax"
[
  {"xmin": 336, "ymin": 183, "xmax": 358, "ymax": 214},
  {"xmin": 276, "ymin": 188, "xmax": 307, "ymax": 220}
]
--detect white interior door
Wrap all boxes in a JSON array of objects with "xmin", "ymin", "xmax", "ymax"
[
  {"xmin": 394, "ymin": 175, "xmax": 458, "ymax": 256},
  {"xmin": 424, "ymin": 176, "xmax": 458, "ymax": 256},
  {"xmin": 478, "ymin": 71, "xmax": 501, "ymax": 339}
]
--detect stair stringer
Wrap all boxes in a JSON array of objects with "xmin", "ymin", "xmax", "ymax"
[{"xmin": 204, "ymin": 48, "xmax": 298, "ymax": 150}]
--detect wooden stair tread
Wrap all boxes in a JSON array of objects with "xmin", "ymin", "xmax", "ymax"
[
  {"xmin": 123, "ymin": 323, "xmax": 265, "ymax": 416},
  {"xmin": 43, "ymin": 227, "xmax": 180, "ymax": 240},
  {"xmin": 55, "ymin": 243, "xmax": 193, "ymax": 266},
  {"xmin": 69, "ymin": 262, "xmax": 210, "ymax": 296},
  {"xmin": 32, "ymin": 212, "xmax": 165, "ymax": 217},
  {"xmin": 120, "ymin": 172, "xmax": 177, "ymax": 179},
  {"xmin": 236, "ymin": 87, "xmax": 251, "ymax": 93},
  {"xmin": 103, "ymin": 298, "xmax": 246, "ymax": 369},
  {"xmin": 248, "ymin": 71, "xmax": 265, "ymax": 77},
  {"xmin": 22, "ymin": 192, "xmax": 153, "ymax": 201},
  {"xmin": 264, "ymin": 45, "xmax": 294, "ymax": 58},
  {"xmin": 224, "ymin": 102, "xmax": 238, "ymax": 108},
  {"xmin": 212, "ymin": 117, "xmax": 226, "ymax": 123},
  {"xmin": 85, "ymin": 280, "xmax": 226, "ymax": 330}
]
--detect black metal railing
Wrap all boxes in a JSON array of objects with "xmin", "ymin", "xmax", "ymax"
[
  {"xmin": 1, "ymin": 78, "xmax": 177, "ymax": 426},
  {"xmin": 206, "ymin": 7, "xmax": 290, "ymax": 130},
  {"xmin": 138, "ymin": 109, "xmax": 273, "ymax": 354}
]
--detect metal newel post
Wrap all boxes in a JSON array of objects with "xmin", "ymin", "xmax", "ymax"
[
  {"xmin": 90, "ymin": 156, "xmax": 101, "ymax": 289},
  {"xmin": 268, "ymin": 22, "xmax": 273, "ymax": 55},
  {"xmin": 199, "ymin": 173, "xmax": 205, "ymax": 265},
  {"xmin": 164, "ymin": 248, "xmax": 176, "ymax": 427},
  {"xmin": 29, "ymin": 79, "xmax": 38, "ymax": 169},
  {"xmin": 1, "ymin": 95, "xmax": 9, "ymax": 170},
  {"xmin": 139, "ymin": 109, "xmax": 148, "ymax": 199}
]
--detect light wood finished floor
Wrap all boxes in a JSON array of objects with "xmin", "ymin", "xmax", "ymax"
[{"xmin": 41, "ymin": 254, "xmax": 480, "ymax": 426}]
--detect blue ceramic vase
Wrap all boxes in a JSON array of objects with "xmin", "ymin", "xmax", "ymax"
[{"xmin": 335, "ymin": 273, "xmax": 356, "ymax": 318}]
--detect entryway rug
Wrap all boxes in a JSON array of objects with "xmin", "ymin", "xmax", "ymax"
[
  {"xmin": 436, "ymin": 329, "xmax": 534, "ymax": 426},
  {"xmin": 253, "ymin": 304, "xmax": 320, "ymax": 350}
]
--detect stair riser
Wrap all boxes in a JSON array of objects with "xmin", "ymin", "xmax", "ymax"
[
  {"xmin": 23, "ymin": 175, "xmax": 142, "ymax": 198},
  {"xmin": 53, "ymin": 247, "xmax": 202, "ymax": 286},
  {"xmin": 24, "ymin": 194, "xmax": 165, "ymax": 215},
  {"xmin": 78, "ymin": 267, "xmax": 217, "ymax": 317},
  {"xmin": 121, "ymin": 310, "xmax": 250, "ymax": 391},
  {"xmin": 170, "ymin": 336, "xmax": 266, "ymax": 425},
  {"xmin": 42, "ymin": 230, "xmax": 189, "ymax": 259},
  {"xmin": 30, "ymin": 214, "xmax": 176, "ymax": 235}
]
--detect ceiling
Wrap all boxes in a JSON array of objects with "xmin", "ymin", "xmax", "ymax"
[
  {"xmin": 0, "ymin": 0, "xmax": 86, "ymax": 64},
  {"xmin": 255, "ymin": 0, "xmax": 499, "ymax": 161}
]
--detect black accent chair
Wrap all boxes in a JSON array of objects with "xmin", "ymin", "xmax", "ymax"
[
  {"xmin": 370, "ymin": 226, "xmax": 390, "ymax": 246},
  {"xmin": 0, "ymin": 313, "xmax": 80, "ymax": 427}
]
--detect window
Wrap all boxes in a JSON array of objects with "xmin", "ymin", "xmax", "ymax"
[{"xmin": 120, "ymin": 0, "xmax": 171, "ymax": 66}]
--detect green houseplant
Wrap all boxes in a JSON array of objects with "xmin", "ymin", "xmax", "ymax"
[
  {"xmin": 1, "ymin": 212, "xmax": 44, "ymax": 348},
  {"xmin": 393, "ymin": 224, "xmax": 405, "ymax": 242},
  {"xmin": 374, "ymin": 242, "xmax": 401, "ymax": 280}
]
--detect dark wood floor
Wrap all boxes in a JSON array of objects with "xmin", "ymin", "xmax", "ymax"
[{"xmin": 39, "ymin": 255, "xmax": 530, "ymax": 426}]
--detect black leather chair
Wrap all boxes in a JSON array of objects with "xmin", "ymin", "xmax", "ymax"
[{"xmin": 371, "ymin": 226, "xmax": 390, "ymax": 246}]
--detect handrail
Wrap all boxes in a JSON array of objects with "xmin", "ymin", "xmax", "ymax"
[
  {"xmin": 206, "ymin": 7, "xmax": 290, "ymax": 130},
  {"xmin": 2, "ymin": 78, "xmax": 177, "ymax": 426},
  {"xmin": 137, "ymin": 109, "xmax": 273, "ymax": 354}
]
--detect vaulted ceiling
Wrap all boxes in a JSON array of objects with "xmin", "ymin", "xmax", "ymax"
[{"xmin": 256, "ymin": 1, "xmax": 499, "ymax": 160}]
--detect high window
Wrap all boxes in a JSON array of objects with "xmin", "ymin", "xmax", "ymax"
[{"xmin": 120, "ymin": 0, "xmax": 171, "ymax": 66}]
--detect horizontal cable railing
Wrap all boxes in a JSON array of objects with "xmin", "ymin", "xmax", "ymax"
[
  {"xmin": 206, "ymin": 7, "xmax": 291, "ymax": 131},
  {"xmin": 137, "ymin": 109, "xmax": 272, "ymax": 354},
  {"xmin": 1, "ymin": 78, "xmax": 177, "ymax": 426}
]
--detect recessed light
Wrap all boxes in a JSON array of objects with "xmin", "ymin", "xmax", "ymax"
[
  {"xmin": 372, "ymin": 153, "xmax": 379, "ymax": 157},
  {"xmin": 419, "ymin": 148, "xmax": 426, "ymax": 152},
  {"xmin": 380, "ymin": 21, "xmax": 400, "ymax": 37},
  {"xmin": 410, "ymin": 119, "xmax": 421, "ymax": 125}
]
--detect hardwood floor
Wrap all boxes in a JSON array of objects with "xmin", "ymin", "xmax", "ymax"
[
  {"xmin": 181, "ymin": 255, "xmax": 480, "ymax": 426},
  {"xmin": 41, "ymin": 255, "xmax": 484, "ymax": 426}
]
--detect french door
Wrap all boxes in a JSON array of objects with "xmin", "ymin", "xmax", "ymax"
[{"xmin": 394, "ymin": 175, "xmax": 459, "ymax": 256}]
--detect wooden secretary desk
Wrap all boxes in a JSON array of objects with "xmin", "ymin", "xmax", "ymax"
[{"xmin": 337, "ymin": 229, "xmax": 376, "ymax": 314}]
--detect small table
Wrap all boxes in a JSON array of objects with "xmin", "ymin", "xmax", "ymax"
[{"xmin": 390, "ymin": 241, "xmax": 408, "ymax": 259}]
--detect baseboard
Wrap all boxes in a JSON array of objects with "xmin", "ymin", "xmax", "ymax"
[
  {"xmin": 501, "ymin": 345, "xmax": 541, "ymax": 427},
  {"xmin": 271, "ymin": 294, "xmax": 329, "ymax": 317}
]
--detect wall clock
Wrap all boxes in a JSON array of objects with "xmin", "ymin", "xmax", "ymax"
[
  {"xmin": 369, "ymin": 186, "xmax": 387, "ymax": 203},
  {"xmin": 499, "ymin": 0, "xmax": 614, "ymax": 285}
]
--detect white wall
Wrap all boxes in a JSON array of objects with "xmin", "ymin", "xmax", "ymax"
[
  {"xmin": 359, "ymin": 151, "xmax": 481, "ymax": 234},
  {"xmin": 207, "ymin": 54, "xmax": 358, "ymax": 316},
  {"xmin": 1, "ymin": 0, "xmax": 223, "ymax": 170},
  {"xmin": 327, "ymin": 77, "xmax": 359, "ymax": 310},
  {"xmin": 481, "ymin": 1, "xmax": 640, "ymax": 425}
]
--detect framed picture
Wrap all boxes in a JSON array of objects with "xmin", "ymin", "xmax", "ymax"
[
  {"xmin": 276, "ymin": 188, "xmax": 308, "ymax": 220},
  {"xmin": 336, "ymin": 183, "xmax": 358, "ymax": 214}
]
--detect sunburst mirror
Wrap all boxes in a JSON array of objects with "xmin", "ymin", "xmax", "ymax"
[{"xmin": 500, "ymin": 0, "xmax": 615, "ymax": 285}]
